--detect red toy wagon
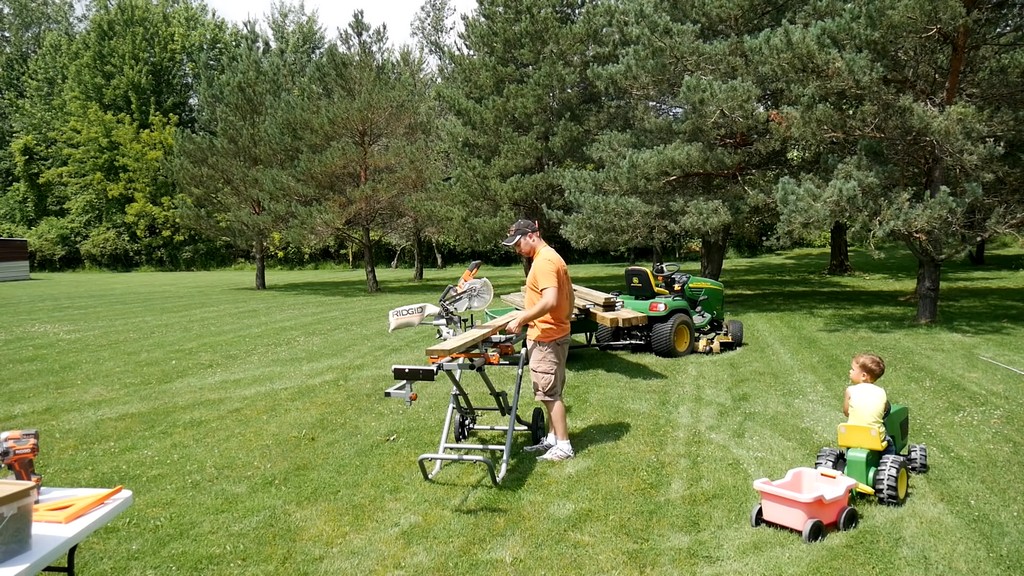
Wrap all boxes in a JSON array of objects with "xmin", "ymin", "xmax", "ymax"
[{"xmin": 751, "ymin": 467, "xmax": 859, "ymax": 542}]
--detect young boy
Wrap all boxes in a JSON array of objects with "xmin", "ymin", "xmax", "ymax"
[{"xmin": 843, "ymin": 353, "xmax": 895, "ymax": 455}]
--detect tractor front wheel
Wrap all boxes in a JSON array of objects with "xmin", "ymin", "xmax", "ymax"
[
  {"xmin": 651, "ymin": 314, "xmax": 695, "ymax": 357},
  {"xmin": 874, "ymin": 455, "xmax": 910, "ymax": 506},
  {"xmin": 908, "ymin": 444, "xmax": 929, "ymax": 474},
  {"xmin": 726, "ymin": 319, "xmax": 744, "ymax": 347},
  {"xmin": 815, "ymin": 447, "xmax": 846, "ymax": 473}
]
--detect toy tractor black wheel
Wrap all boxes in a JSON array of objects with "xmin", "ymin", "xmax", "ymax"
[
  {"xmin": 530, "ymin": 407, "xmax": 546, "ymax": 445},
  {"xmin": 815, "ymin": 447, "xmax": 846, "ymax": 474},
  {"xmin": 837, "ymin": 505, "xmax": 858, "ymax": 531},
  {"xmin": 595, "ymin": 325, "xmax": 618, "ymax": 347},
  {"xmin": 750, "ymin": 503, "xmax": 764, "ymax": 528},
  {"xmin": 802, "ymin": 519, "xmax": 825, "ymax": 543},
  {"xmin": 651, "ymin": 314, "xmax": 695, "ymax": 357},
  {"xmin": 908, "ymin": 444, "xmax": 929, "ymax": 474},
  {"xmin": 726, "ymin": 319, "xmax": 744, "ymax": 347},
  {"xmin": 874, "ymin": 455, "xmax": 910, "ymax": 506}
]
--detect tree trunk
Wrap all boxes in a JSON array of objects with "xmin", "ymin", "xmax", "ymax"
[
  {"xmin": 254, "ymin": 238, "xmax": 267, "ymax": 290},
  {"xmin": 967, "ymin": 238, "xmax": 986, "ymax": 265},
  {"xmin": 391, "ymin": 244, "xmax": 404, "ymax": 269},
  {"xmin": 432, "ymin": 239, "xmax": 445, "ymax": 269},
  {"xmin": 362, "ymin": 225, "xmax": 379, "ymax": 293},
  {"xmin": 827, "ymin": 221, "xmax": 853, "ymax": 275},
  {"xmin": 700, "ymin": 235, "xmax": 727, "ymax": 280},
  {"xmin": 914, "ymin": 256, "xmax": 941, "ymax": 324},
  {"xmin": 413, "ymin": 233, "xmax": 424, "ymax": 281}
]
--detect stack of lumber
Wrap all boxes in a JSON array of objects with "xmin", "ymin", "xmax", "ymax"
[{"xmin": 500, "ymin": 284, "xmax": 647, "ymax": 329}]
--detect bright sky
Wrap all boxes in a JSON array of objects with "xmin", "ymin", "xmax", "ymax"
[{"xmin": 204, "ymin": 0, "xmax": 476, "ymax": 47}]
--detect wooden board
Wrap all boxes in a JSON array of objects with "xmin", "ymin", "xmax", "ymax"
[
  {"xmin": 590, "ymin": 308, "xmax": 648, "ymax": 328},
  {"xmin": 572, "ymin": 284, "xmax": 619, "ymax": 307},
  {"xmin": 424, "ymin": 311, "xmax": 519, "ymax": 357}
]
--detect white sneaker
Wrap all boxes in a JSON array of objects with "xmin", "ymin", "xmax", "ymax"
[
  {"xmin": 537, "ymin": 444, "xmax": 575, "ymax": 461},
  {"xmin": 523, "ymin": 438, "xmax": 555, "ymax": 453}
]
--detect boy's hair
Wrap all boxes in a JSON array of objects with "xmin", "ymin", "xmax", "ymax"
[{"xmin": 853, "ymin": 353, "xmax": 886, "ymax": 382}]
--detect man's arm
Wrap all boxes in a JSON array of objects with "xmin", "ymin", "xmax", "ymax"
[{"xmin": 506, "ymin": 286, "xmax": 558, "ymax": 334}]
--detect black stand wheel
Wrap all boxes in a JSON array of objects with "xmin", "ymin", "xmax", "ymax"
[
  {"xmin": 530, "ymin": 407, "xmax": 546, "ymax": 445},
  {"xmin": 908, "ymin": 444, "xmax": 929, "ymax": 473},
  {"xmin": 454, "ymin": 413, "xmax": 474, "ymax": 443},
  {"xmin": 750, "ymin": 503, "xmax": 764, "ymax": 528},
  {"xmin": 837, "ymin": 506, "xmax": 858, "ymax": 531},
  {"xmin": 802, "ymin": 519, "xmax": 825, "ymax": 543}
]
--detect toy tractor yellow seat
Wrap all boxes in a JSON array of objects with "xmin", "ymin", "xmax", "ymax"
[
  {"xmin": 814, "ymin": 404, "xmax": 928, "ymax": 507},
  {"xmin": 624, "ymin": 266, "xmax": 668, "ymax": 299}
]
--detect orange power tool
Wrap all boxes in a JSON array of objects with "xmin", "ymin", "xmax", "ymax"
[{"xmin": 1, "ymin": 429, "xmax": 42, "ymax": 488}]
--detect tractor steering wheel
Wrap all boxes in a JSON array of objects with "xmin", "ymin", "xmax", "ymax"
[{"xmin": 654, "ymin": 262, "xmax": 681, "ymax": 275}]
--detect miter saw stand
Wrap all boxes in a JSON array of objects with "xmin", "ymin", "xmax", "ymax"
[{"xmin": 385, "ymin": 262, "xmax": 546, "ymax": 485}]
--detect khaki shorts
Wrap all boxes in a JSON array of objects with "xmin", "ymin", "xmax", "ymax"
[{"xmin": 527, "ymin": 336, "xmax": 571, "ymax": 401}]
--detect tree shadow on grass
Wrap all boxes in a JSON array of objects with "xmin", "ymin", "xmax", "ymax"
[
  {"xmin": 259, "ymin": 278, "xmax": 456, "ymax": 299},
  {"xmin": 568, "ymin": 346, "xmax": 667, "ymax": 380}
]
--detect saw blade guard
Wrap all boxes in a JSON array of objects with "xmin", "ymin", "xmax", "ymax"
[{"xmin": 450, "ymin": 278, "xmax": 493, "ymax": 312}]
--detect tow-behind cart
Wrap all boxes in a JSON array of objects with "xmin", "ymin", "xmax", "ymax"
[{"xmin": 385, "ymin": 262, "xmax": 545, "ymax": 485}]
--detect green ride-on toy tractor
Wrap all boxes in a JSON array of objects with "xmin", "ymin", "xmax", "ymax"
[
  {"xmin": 596, "ymin": 262, "xmax": 743, "ymax": 358},
  {"xmin": 814, "ymin": 404, "xmax": 929, "ymax": 506}
]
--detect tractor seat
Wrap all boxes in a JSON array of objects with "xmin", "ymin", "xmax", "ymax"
[
  {"xmin": 624, "ymin": 267, "xmax": 669, "ymax": 300},
  {"xmin": 837, "ymin": 423, "xmax": 888, "ymax": 452}
]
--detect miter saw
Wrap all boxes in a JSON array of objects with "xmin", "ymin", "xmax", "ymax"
[{"xmin": 387, "ymin": 261, "xmax": 494, "ymax": 339}]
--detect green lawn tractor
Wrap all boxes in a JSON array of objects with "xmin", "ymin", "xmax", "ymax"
[
  {"xmin": 814, "ymin": 404, "xmax": 929, "ymax": 506},
  {"xmin": 596, "ymin": 262, "xmax": 743, "ymax": 358}
]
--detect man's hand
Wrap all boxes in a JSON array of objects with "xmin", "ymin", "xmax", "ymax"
[{"xmin": 506, "ymin": 312, "xmax": 525, "ymax": 335}]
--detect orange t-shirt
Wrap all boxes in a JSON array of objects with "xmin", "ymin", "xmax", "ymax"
[{"xmin": 524, "ymin": 243, "xmax": 573, "ymax": 342}]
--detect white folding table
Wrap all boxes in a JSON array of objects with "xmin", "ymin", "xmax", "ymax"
[{"xmin": 0, "ymin": 487, "xmax": 134, "ymax": 576}]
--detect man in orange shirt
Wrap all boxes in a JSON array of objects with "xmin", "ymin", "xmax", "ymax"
[{"xmin": 503, "ymin": 219, "xmax": 575, "ymax": 461}]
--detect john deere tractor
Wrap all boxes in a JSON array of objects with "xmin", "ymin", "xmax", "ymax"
[
  {"xmin": 814, "ymin": 404, "xmax": 929, "ymax": 506},
  {"xmin": 596, "ymin": 262, "xmax": 743, "ymax": 358}
]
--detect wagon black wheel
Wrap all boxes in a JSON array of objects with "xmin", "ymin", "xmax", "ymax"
[
  {"xmin": 750, "ymin": 503, "xmax": 764, "ymax": 528},
  {"xmin": 908, "ymin": 444, "xmax": 929, "ymax": 474},
  {"xmin": 837, "ymin": 506, "xmax": 858, "ymax": 531},
  {"xmin": 802, "ymin": 519, "xmax": 825, "ymax": 543},
  {"xmin": 530, "ymin": 407, "xmax": 546, "ymax": 445},
  {"xmin": 815, "ymin": 447, "xmax": 846, "ymax": 474},
  {"xmin": 651, "ymin": 314, "xmax": 695, "ymax": 357},
  {"xmin": 874, "ymin": 455, "xmax": 910, "ymax": 506}
]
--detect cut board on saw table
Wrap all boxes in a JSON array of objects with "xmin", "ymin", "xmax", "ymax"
[{"xmin": 424, "ymin": 311, "xmax": 519, "ymax": 357}]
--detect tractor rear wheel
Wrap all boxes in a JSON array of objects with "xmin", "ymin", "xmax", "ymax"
[
  {"xmin": 815, "ymin": 447, "xmax": 846, "ymax": 473},
  {"xmin": 908, "ymin": 444, "xmax": 929, "ymax": 473},
  {"xmin": 874, "ymin": 455, "xmax": 910, "ymax": 506},
  {"xmin": 726, "ymin": 319, "xmax": 744, "ymax": 347},
  {"xmin": 651, "ymin": 314, "xmax": 695, "ymax": 357}
]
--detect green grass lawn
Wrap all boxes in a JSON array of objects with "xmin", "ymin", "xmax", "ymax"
[{"xmin": 2, "ymin": 248, "xmax": 1023, "ymax": 575}]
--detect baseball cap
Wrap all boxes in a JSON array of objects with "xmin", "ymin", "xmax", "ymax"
[{"xmin": 501, "ymin": 219, "xmax": 538, "ymax": 246}]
